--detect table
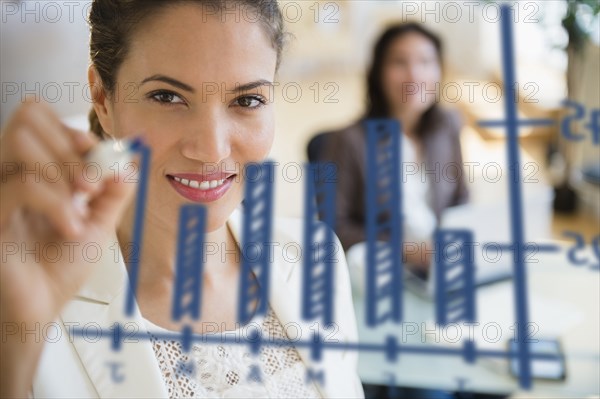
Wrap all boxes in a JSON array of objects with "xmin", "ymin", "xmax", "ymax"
[{"xmin": 352, "ymin": 245, "xmax": 600, "ymax": 398}]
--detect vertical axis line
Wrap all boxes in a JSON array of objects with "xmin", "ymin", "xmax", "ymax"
[
  {"xmin": 125, "ymin": 144, "xmax": 151, "ymax": 316},
  {"xmin": 500, "ymin": 4, "xmax": 532, "ymax": 389}
]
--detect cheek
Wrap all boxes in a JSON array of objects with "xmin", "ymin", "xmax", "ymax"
[
  {"xmin": 107, "ymin": 103, "xmax": 149, "ymax": 140},
  {"xmin": 381, "ymin": 70, "xmax": 400, "ymax": 99},
  {"xmin": 108, "ymin": 104, "xmax": 178, "ymax": 159},
  {"xmin": 385, "ymin": 68, "xmax": 414, "ymax": 98},
  {"xmin": 383, "ymin": 67, "xmax": 402, "ymax": 87},
  {"xmin": 233, "ymin": 116, "xmax": 275, "ymax": 163},
  {"xmin": 425, "ymin": 66, "xmax": 442, "ymax": 85}
]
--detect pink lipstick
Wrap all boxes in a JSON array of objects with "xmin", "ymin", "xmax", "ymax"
[{"xmin": 167, "ymin": 172, "xmax": 235, "ymax": 203}]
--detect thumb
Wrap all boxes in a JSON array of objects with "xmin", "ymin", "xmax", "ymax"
[{"xmin": 87, "ymin": 160, "xmax": 140, "ymax": 232}]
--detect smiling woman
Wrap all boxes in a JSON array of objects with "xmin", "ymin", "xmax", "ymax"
[{"xmin": 0, "ymin": 1, "xmax": 363, "ymax": 398}]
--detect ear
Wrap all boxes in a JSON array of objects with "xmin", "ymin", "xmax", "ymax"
[{"xmin": 88, "ymin": 65, "xmax": 115, "ymax": 138}]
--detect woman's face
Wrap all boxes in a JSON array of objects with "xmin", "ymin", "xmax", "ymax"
[
  {"xmin": 94, "ymin": 4, "xmax": 277, "ymax": 233},
  {"xmin": 381, "ymin": 31, "xmax": 441, "ymax": 116}
]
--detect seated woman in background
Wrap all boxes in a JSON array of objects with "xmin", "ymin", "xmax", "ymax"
[{"xmin": 322, "ymin": 22, "xmax": 468, "ymax": 273}]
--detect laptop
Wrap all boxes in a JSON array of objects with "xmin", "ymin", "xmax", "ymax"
[{"xmin": 404, "ymin": 195, "xmax": 552, "ymax": 298}]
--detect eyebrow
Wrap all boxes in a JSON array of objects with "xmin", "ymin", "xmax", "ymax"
[
  {"xmin": 234, "ymin": 79, "xmax": 273, "ymax": 92},
  {"xmin": 141, "ymin": 74, "xmax": 195, "ymax": 92},
  {"xmin": 140, "ymin": 74, "xmax": 273, "ymax": 94}
]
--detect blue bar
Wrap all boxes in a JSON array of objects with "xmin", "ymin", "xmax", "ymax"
[
  {"xmin": 171, "ymin": 205, "xmax": 207, "ymax": 321},
  {"xmin": 125, "ymin": 143, "xmax": 151, "ymax": 316},
  {"xmin": 302, "ymin": 163, "xmax": 336, "ymax": 325},
  {"xmin": 434, "ymin": 229, "xmax": 476, "ymax": 326},
  {"xmin": 238, "ymin": 162, "xmax": 275, "ymax": 323},
  {"xmin": 364, "ymin": 119, "xmax": 403, "ymax": 327}
]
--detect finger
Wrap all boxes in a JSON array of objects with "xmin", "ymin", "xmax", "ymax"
[
  {"xmin": 66, "ymin": 127, "xmax": 98, "ymax": 155},
  {"xmin": 89, "ymin": 156, "xmax": 139, "ymax": 233},
  {"xmin": 87, "ymin": 160, "xmax": 139, "ymax": 231},
  {"xmin": 2, "ymin": 176, "xmax": 84, "ymax": 239},
  {"xmin": 68, "ymin": 130, "xmax": 107, "ymax": 196},
  {"xmin": 30, "ymin": 101, "xmax": 98, "ymax": 156},
  {"xmin": 8, "ymin": 126, "xmax": 72, "ymax": 191},
  {"xmin": 2, "ymin": 103, "xmax": 83, "ymax": 194},
  {"xmin": 23, "ymin": 103, "xmax": 73, "ymax": 160},
  {"xmin": 23, "ymin": 106, "xmax": 99, "ymax": 193},
  {"xmin": 1, "ymin": 101, "xmax": 67, "ymax": 163},
  {"xmin": 1, "ymin": 129, "xmax": 84, "ymax": 237}
]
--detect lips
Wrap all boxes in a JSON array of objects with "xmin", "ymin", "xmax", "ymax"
[
  {"xmin": 167, "ymin": 172, "xmax": 236, "ymax": 203},
  {"xmin": 172, "ymin": 176, "xmax": 227, "ymax": 191}
]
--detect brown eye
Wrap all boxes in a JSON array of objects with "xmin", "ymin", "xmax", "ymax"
[
  {"xmin": 149, "ymin": 90, "xmax": 185, "ymax": 105},
  {"xmin": 157, "ymin": 93, "xmax": 174, "ymax": 102},
  {"xmin": 235, "ymin": 95, "xmax": 265, "ymax": 109}
]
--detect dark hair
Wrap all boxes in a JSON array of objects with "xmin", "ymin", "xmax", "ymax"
[
  {"xmin": 364, "ymin": 22, "xmax": 443, "ymax": 135},
  {"xmin": 88, "ymin": 0, "xmax": 287, "ymax": 138}
]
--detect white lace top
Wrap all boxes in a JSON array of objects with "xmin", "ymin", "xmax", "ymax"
[{"xmin": 144, "ymin": 306, "xmax": 321, "ymax": 398}]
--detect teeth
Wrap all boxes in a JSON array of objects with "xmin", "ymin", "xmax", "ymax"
[{"xmin": 173, "ymin": 176, "xmax": 227, "ymax": 191}]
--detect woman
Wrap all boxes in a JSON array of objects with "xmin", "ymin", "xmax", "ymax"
[
  {"xmin": 0, "ymin": 1, "xmax": 363, "ymax": 398},
  {"xmin": 323, "ymin": 22, "xmax": 469, "ymax": 272}
]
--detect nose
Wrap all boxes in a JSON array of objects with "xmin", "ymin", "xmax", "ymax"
[{"xmin": 179, "ymin": 110, "xmax": 231, "ymax": 164}]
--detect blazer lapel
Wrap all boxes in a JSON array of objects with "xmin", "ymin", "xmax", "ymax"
[{"xmin": 60, "ymin": 237, "xmax": 168, "ymax": 399}]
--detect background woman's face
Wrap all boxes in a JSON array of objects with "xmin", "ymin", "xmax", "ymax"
[
  {"xmin": 382, "ymin": 32, "xmax": 441, "ymax": 116},
  {"xmin": 100, "ymin": 4, "xmax": 278, "ymax": 232}
]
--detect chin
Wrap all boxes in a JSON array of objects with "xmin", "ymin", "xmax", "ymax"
[
  {"xmin": 204, "ymin": 206, "xmax": 238, "ymax": 232},
  {"xmin": 203, "ymin": 187, "xmax": 244, "ymax": 230}
]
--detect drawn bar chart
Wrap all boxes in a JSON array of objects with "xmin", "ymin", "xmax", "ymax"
[
  {"xmin": 302, "ymin": 163, "xmax": 337, "ymax": 326},
  {"xmin": 171, "ymin": 205, "xmax": 207, "ymax": 321},
  {"xmin": 365, "ymin": 119, "xmax": 403, "ymax": 327},
  {"xmin": 237, "ymin": 162, "xmax": 275, "ymax": 324},
  {"xmin": 476, "ymin": 4, "xmax": 534, "ymax": 388},
  {"xmin": 102, "ymin": 4, "xmax": 578, "ymax": 391},
  {"xmin": 124, "ymin": 141, "xmax": 151, "ymax": 317},
  {"xmin": 434, "ymin": 229, "xmax": 476, "ymax": 327},
  {"xmin": 72, "ymin": 323, "xmax": 562, "ymax": 364}
]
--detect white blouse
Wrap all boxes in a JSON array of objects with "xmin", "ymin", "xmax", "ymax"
[
  {"xmin": 401, "ymin": 136, "xmax": 437, "ymax": 243},
  {"xmin": 144, "ymin": 306, "xmax": 321, "ymax": 398}
]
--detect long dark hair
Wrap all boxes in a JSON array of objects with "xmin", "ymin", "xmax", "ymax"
[{"xmin": 364, "ymin": 22, "xmax": 443, "ymax": 136}]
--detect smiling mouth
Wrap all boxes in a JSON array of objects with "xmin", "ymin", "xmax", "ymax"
[
  {"xmin": 171, "ymin": 176, "xmax": 228, "ymax": 190},
  {"xmin": 166, "ymin": 173, "xmax": 237, "ymax": 203}
]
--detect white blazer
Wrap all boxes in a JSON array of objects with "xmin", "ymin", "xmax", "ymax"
[{"xmin": 31, "ymin": 208, "xmax": 365, "ymax": 398}]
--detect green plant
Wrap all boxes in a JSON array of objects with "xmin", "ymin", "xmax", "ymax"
[{"xmin": 562, "ymin": 0, "xmax": 600, "ymax": 53}]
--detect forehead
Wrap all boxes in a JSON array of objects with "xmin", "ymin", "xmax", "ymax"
[
  {"xmin": 388, "ymin": 32, "xmax": 438, "ymax": 57},
  {"xmin": 121, "ymin": 3, "xmax": 277, "ymax": 84}
]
